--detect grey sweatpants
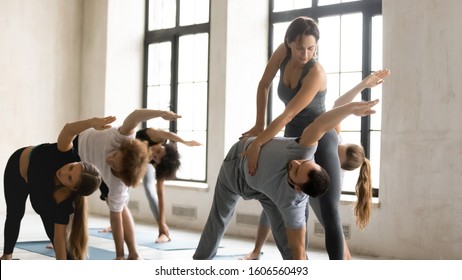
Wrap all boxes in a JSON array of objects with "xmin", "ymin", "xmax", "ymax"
[{"xmin": 193, "ymin": 140, "xmax": 293, "ymax": 260}]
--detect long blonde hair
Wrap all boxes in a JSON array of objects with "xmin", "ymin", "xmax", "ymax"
[
  {"xmin": 343, "ymin": 144, "xmax": 372, "ymax": 230},
  {"xmin": 68, "ymin": 162, "xmax": 101, "ymax": 259}
]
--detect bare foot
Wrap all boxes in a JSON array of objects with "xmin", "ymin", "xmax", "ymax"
[
  {"xmin": 1, "ymin": 254, "xmax": 13, "ymax": 260},
  {"xmin": 46, "ymin": 243, "xmax": 54, "ymax": 249},
  {"xmin": 98, "ymin": 226, "xmax": 112, "ymax": 233},
  {"xmin": 239, "ymin": 251, "xmax": 261, "ymax": 260},
  {"xmin": 127, "ymin": 254, "xmax": 143, "ymax": 260},
  {"xmin": 155, "ymin": 233, "xmax": 171, "ymax": 243}
]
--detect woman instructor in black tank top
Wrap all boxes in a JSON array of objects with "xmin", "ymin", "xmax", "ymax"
[{"xmin": 241, "ymin": 16, "xmax": 344, "ymax": 260}]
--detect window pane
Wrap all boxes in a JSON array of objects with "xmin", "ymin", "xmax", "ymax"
[
  {"xmin": 273, "ymin": 22, "xmax": 290, "ymax": 50},
  {"xmin": 176, "ymin": 131, "xmax": 207, "ymax": 181},
  {"xmin": 318, "ymin": 0, "xmax": 360, "ymax": 6},
  {"xmin": 146, "ymin": 85, "xmax": 171, "ymax": 129},
  {"xmin": 148, "ymin": 42, "xmax": 171, "ymax": 86},
  {"xmin": 340, "ymin": 13, "xmax": 362, "ymax": 72},
  {"xmin": 318, "ymin": 16, "xmax": 340, "ymax": 73},
  {"xmin": 177, "ymin": 82, "xmax": 207, "ymax": 181},
  {"xmin": 371, "ymin": 15, "xmax": 383, "ymax": 72},
  {"xmin": 148, "ymin": 0, "xmax": 176, "ymax": 31},
  {"xmin": 273, "ymin": 0, "xmax": 312, "ymax": 12},
  {"xmin": 177, "ymin": 82, "xmax": 208, "ymax": 131},
  {"xmin": 370, "ymin": 85, "xmax": 383, "ymax": 130},
  {"xmin": 325, "ymin": 73, "xmax": 340, "ymax": 110},
  {"xmin": 180, "ymin": 0, "xmax": 209, "ymax": 26},
  {"xmin": 371, "ymin": 15, "xmax": 383, "ymax": 131},
  {"xmin": 178, "ymin": 33, "xmax": 209, "ymax": 83},
  {"xmin": 338, "ymin": 72, "xmax": 362, "ymax": 130}
]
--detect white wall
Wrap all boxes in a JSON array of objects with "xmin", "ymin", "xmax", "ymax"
[
  {"xmin": 80, "ymin": 0, "xmax": 145, "ymax": 215},
  {"xmin": 1, "ymin": 0, "xmax": 461, "ymax": 260},
  {"xmin": 0, "ymin": 0, "xmax": 83, "ymax": 212},
  {"xmin": 377, "ymin": 0, "xmax": 462, "ymax": 259}
]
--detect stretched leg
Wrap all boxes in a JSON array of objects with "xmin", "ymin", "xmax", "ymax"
[
  {"xmin": 193, "ymin": 178, "xmax": 240, "ymax": 260},
  {"xmin": 39, "ymin": 214, "xmax": 55, "ymax": 244},
  {"xmin": 343, "ymin": 238, "xmax": 352, "ymax": 260},
  {"xmin": 310, "ymin": 130, "xmax": 343, "ymax": 259},
  {"xmin": 143, "ymin": 164, "xmax": 160, "ymax": 220},
  {"xmin": 97, "ymin": 181, "xmax": 112, "ymax": 232},
  {"xmin": 2, "ymin": 148, "xmax": 29, "ymax": 260},
  {"xmin": 310, "ymin": 201, "xmax": 352, "ymax": 260},
  {"xmin": 241, "ymin": 211, "xmax": 271, "ymax": 260},
  {"xmin": 122, "ymin": 205, "xmax": 141, "ymax": 260},
  {"xmin": 142, "ymin": 164, "xmax": 170, "ymax": 242}
]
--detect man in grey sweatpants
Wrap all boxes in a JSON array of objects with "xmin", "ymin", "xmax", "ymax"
[{"xmin": 193, "ymin": 99, "xmax": 379, "ymax": 260}]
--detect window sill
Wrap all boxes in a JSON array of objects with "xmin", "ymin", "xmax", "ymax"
[
  {"xmin": 340, "ymin": 194, "xmax": 380, "ymax": 208},
  {"xmin": 164, "ymin": 180, "xmax": 209, "ymax": 191}
]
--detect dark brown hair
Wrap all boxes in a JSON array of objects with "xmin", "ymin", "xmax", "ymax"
[
  {"xmin": 154, "ymin": 142, "xmax": 181, "ymax": 180},
  {"xmin": 301, "ymin": 167, "xmax": 330, "ymax": 197},
  {"xmin": 284, "ymin": 16, "xmax": 320, "ymax": 53}
]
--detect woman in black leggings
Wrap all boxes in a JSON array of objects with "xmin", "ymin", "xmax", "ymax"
[{"xmin": 1, "ymin": 116, "xmax": 113, "ymax": 260}]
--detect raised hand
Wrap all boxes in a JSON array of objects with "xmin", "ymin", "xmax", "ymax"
[
  {"xmin": 351, "ymin": 99, "xmax": 380, "ymax": 117},
  {"xmin": 91, "ymin": 116, "xmax": 117, "ymax": 130},
  {"xmin": 363, "ymin": 69, "xmax": 391, "ymax": 88},
  {"xmin": 161, "ymin": 111, "xmax": 182, "ymax": 121},
  {"xmin": 183, "ymin": 140, "xmax": 202, "ymax": 147}
]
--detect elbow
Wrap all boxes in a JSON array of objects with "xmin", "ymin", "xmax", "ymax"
[{"xmin": 257, "ymin": 80, "xmax": 271, "ymax": 92}]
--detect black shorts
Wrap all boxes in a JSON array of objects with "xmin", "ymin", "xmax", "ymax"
[{"xmin": 99, "ymin": 180, "xmax": 109, "ymax": 201}]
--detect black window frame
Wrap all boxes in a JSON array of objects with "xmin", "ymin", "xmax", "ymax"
[{"xmin": 143, "ymin": 0, "xmax": 211, "ymax": 183}]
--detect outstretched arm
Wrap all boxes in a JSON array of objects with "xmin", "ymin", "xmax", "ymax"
[
  {"xmin": 155, "ymin": 179, "xmax": 170, "ymax": 241},
  {"xmin": 299, "ymin": 100, "xmax": 380, "ymax": 147},
  {"xmin": 57, "ymin": 116, "xmax": 117, "ymax": 152},
  {"xmin": 146, "ymin": 128, "xmax": 202, "ymax": 147},
  {"xmin": 118, "ymin": 109, "xmax": 181, "ymax": 136},
  {"xmin": 333, "ymin": 69, "xmax": 390, "ymax": 108}
]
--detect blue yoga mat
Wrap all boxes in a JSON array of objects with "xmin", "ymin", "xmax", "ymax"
[
  {"xmin": 89, "ymin": 228, "xmax": 201, "ymax": 251},
  {"xmin": 213, "ymin": 254, "xmax": 247, "ymax": 260},
  {"xmin": 15, "ymin": 240, "xmax": 116, "ymax": 260}
]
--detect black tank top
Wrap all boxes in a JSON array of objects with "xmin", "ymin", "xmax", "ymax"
[{"xmin": 277, "ymin": 56, "xmax": 327, "ymax": 137}]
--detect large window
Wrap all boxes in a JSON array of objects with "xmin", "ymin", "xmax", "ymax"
[
  {"xmin": 269, "ymin": 0, "xmax": 382, "ymax": 196},
  {"xmin": 144, "ymin": 0, "xmax": 210, "ymax": 182}
]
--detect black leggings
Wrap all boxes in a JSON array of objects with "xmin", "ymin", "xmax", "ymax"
[
  {"xmin": 3, "ymin": 148, "xmax": 29, "ymax": 255},
  {"xmin": 3, "ymin": 148, "xmax": 58, "ymax": 256},
  {"xmin": 308, "ymin": 130, "xmax": 343, "ymax": 260}
]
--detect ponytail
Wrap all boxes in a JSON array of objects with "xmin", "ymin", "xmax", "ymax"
[
  {"xmin": 68, "ymin": 196, "xmax": 89, "ymax": 259},
  {"xmin": 354, "ymin": 158, "xmax": 372, "ymax": 230},
  {"xmin": 67, "ymin": 162, "xmax": 101, "ymax": 259}
]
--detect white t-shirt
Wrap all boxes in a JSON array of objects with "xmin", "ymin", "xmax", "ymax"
[{"xmin": 78, "ymin": 127, "xmax": 135, "ymax": 212}]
